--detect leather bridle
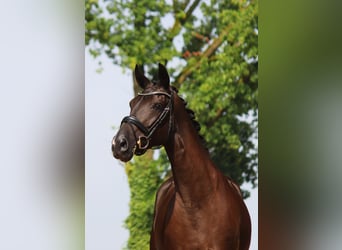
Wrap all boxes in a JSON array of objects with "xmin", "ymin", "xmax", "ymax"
[{"xmin": 120, "ymin": 90, "xmax": 174, "ymax": 155}]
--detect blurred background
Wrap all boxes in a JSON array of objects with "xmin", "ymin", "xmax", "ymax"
[
  {"xmin": 0, "ymin": 0, "xmax": 84, "ymax": 249},
  {"xmin": 260, "ymin": 0, "xmax": 342, "ymax": 249},
  {"xmin": 1, "ymin": 0, "xmax": 342, "ymax": 250}
]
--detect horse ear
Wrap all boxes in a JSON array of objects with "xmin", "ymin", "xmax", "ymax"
[
  {"xmin": 134, "ymin": 65, "xmax": 150, "ymax": 89},
  {"xmin": 158, "ymin": 63, "xmax": 170, "ymax": 89}
]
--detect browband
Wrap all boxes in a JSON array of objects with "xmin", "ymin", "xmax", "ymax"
[{"xmin": 138, "ymin": 91, "xmax": 171, "ymax": 98}]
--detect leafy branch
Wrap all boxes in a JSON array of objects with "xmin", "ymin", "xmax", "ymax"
[{"xmin": 175, "ymin": 24, "xmax": 233, "ymax": 87}]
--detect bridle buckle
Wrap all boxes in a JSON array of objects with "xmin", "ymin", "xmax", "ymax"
[{"xmin": 137, "ymin": 136, "xmax": 149, "ymax": 150}]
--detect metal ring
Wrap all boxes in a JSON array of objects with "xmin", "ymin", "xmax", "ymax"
[{"xmin": 137, "ymin": 136, "xmax": 149, "ymax": 150}]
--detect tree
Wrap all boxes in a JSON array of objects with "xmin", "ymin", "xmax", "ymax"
[{"xmin": 86, "ymin": 0, "xmax": 258, "ymax": 249}]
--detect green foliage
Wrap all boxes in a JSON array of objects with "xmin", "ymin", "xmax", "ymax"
[{"xmin": 86, "ymin": 0, "xmax": 258, "ymax": 248}]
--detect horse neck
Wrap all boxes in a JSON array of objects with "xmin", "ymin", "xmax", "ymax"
[{"xmin": 164, "ymin": 96, "xmax": 218, "ymax": 204}]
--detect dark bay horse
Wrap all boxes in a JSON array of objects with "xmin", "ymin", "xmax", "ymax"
[{"xmin": 112, "ymin": 64, "xmax": 251, "ymax": 250}]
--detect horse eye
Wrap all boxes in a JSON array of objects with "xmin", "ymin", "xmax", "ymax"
[{"xmin": 152, "ymin": 103, "xmax": 163, "ymax": 111}]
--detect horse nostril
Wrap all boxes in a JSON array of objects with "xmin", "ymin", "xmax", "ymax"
[{"xmin": 119, "ymin": 137, "xmax": 128, "ymax": 152}]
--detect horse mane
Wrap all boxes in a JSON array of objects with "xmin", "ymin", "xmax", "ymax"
[{"xmin": 171, "ymin": 86, "xmax": 207, "ymax": 148}]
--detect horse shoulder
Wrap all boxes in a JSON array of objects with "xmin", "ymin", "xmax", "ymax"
[
  {"xmin": 152, "ymin": 177, "xmax": 175, "ymax": 227},
  {"xmin": 151, "ymin": 177, "xmax": 175, "ymax": 249},
  {"xmin": 224, "ymin": 176, "xmax": 243, "ymax": 197},
  {"xmin": 155, "ymin": 177, "xmax": 174, "ymax": 205},
  {"xmin": 223, "ymin": 176, "xmax": 252, "ymax": 249}
]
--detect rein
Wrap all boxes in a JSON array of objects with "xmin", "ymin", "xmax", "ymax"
[{"xmin": 120, "ymin": 90, "xmax": 174, "ymax": 155}]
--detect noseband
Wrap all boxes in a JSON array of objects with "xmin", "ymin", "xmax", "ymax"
[{"xmin": 120, "ymin": 90, "xmax": 174, "ymax": 155}]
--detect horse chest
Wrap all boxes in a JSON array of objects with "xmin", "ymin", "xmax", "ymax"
[
  {"xmin": 151, "ymin": 179, "xmax": 247, "ymax": 249},
  {"xmin": 154, "ymin": 195, "xmax": 236, "ymax": 249}
]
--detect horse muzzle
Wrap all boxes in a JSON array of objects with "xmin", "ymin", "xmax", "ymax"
[{"xmin": 112, "ymin": 134, "xmax": 134, "ymax": 162}]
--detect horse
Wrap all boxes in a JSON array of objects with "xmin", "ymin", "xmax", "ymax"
[{"xmin": 112, "ymin": 63, "xmax": 251, "ymax": 250}]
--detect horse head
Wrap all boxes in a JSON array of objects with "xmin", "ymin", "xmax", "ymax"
[{"xmin": 112, "ymin": 63, "xmax": 173, "ymax": 162}]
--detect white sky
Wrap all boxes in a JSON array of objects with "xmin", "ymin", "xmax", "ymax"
[{"xmin": 85, "ymin": 53, "xmax": 258, "ymax": 250}]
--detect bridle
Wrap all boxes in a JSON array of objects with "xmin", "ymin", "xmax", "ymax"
[{"xmin": 120, "ymin": 90, "xmax": 174, "ymax": 155}]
